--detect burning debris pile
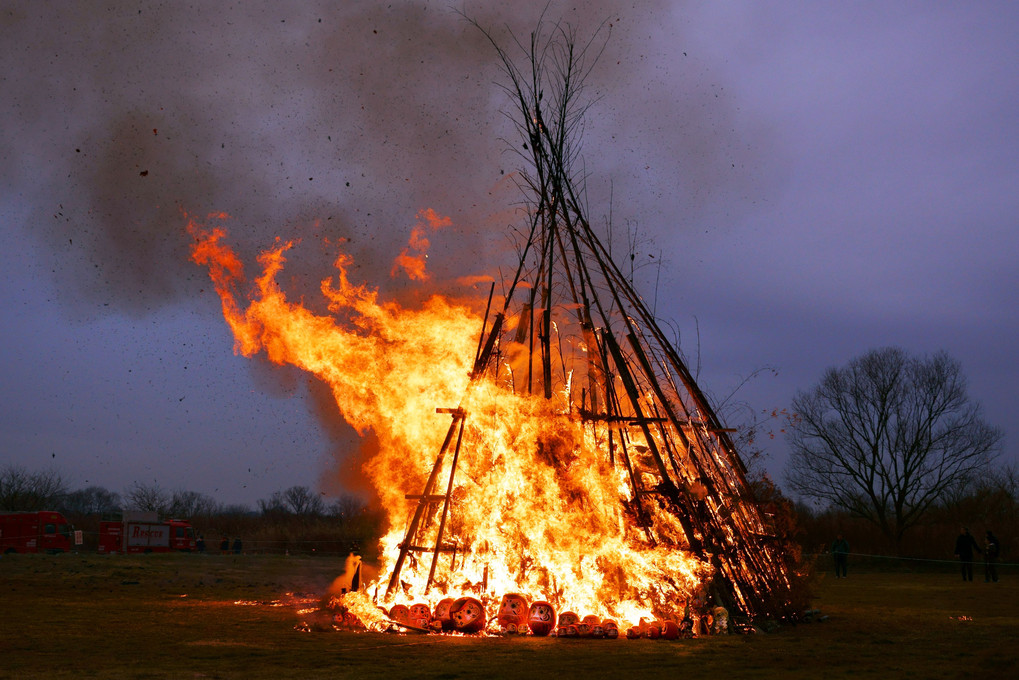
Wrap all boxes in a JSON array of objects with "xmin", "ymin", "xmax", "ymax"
[
  {"xmin": 191, "ymin": 19, "xmax": 805, "ymax": 636},
  {"xmin": 314, "ymin": 588, "xmax": 738, "ymax": 639}
]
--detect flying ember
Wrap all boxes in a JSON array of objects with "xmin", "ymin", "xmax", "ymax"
[{"xmin": 189, "ymin": 19, "xmax": 803, "ymax": 635}]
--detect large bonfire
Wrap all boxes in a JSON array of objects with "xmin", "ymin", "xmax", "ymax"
[{"xmin": 189, "ymin": 20, "xmax": 803, "ymax": 635}]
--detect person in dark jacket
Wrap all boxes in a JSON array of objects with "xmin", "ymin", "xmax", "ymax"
[
  {"xmin": 831, "ymin": 534, "xmax": 850, "ymax": 578},
  {"xmin": 984, "ymin": 531, "xmax": 1000, "ymax": 583},
  {"xmin": 954, "ymin": 527, "xmax": 981, "ymax": 581}
]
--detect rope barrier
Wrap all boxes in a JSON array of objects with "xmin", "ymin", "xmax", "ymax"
[{"xmin": 809, "ymin": 551, "xmax": 1016, "ymax": 567}]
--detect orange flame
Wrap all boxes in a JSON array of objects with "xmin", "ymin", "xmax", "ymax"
[
  {"xmin": 188, "ymin": 211, "xmax": 711, "ymax": 625},
  {"xmin": 390, "ymin": 208, "xmax": 453, "ymax": 282}
]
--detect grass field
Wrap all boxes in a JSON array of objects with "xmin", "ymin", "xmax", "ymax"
[{"xmin": 1, "ymin": 552, "xmax": 1015, "ymax": 679}]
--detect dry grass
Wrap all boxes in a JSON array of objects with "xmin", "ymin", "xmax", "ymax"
[{"xmin": 1, "ymin": 553, "xmax": 1015, "ymax": 679}]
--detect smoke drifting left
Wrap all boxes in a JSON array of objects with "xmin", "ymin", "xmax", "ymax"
[
  {"xmin": 5, "ymin": 1, "xmax": 697, "ymax": 320},
  {"xmin": 3, "ymin": 1, "xmax": 712, "ymax": 499},
  {"xmin": 5, "ymin": 4, "xmax": 514, "ymax": 319}
]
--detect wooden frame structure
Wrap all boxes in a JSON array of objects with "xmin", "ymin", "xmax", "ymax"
[{"xmin": 385, "ymin": 19, "xmax": 797, "ymax": 623}]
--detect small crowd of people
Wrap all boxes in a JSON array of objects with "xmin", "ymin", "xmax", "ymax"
[
  {"xmin": 190, "ymin": 534, "xmax": 244, "ymax": 554},
  {"xmin": 217, "ymin": 536, "xmax": 242, "ymax": 554},
  {"xmin": 954, "ymin": 527, "xmax": 1000, "ymax": 583},
  {"xmin": 828, "ymin": 527, "xmax": 1002, "ymax": 582}
]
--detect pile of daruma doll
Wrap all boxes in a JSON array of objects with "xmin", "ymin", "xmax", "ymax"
[{"xmin": 375, "ymin": 593, "xmax": 729, "ymax": 639}]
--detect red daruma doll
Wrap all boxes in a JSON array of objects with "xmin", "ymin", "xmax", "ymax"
[
  {"xmin": 556, "ymin": 611, "xmax": 581, "ymax": 637},
  {"xmin": 660, "ymin": 620, "xmax": 680, "ymax": 640},
  {"xmin": 431, "ymin": 598, "xmax": 455, "ymax": 632},
  {"xmin": 388, "ymin": 604, "xmax": 411, "ymax": 626},
  {"xmin": 408, "ymin": 603, "xmax": 431, "ymax": 629},
  {"xmin": 527, "ymin": 601, "xmax": 556, "ymax": 637},
  {"xmin": 449, "ymin": 597, "xmax": 486, "ymax": 634},
  {"xmin": 497, "ymin": 593, "xmax": 529, "ymax": 633}
]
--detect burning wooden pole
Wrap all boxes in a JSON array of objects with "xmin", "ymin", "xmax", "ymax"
[{"xmin": 383, "ymin": 15, "xmax": 803, "ymax": 623}]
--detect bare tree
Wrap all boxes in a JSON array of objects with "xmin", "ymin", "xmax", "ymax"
[
  {"xmin": 0, "ymin": 465, "xmax": 68, "ymax": 510},
  {"xmin": 123, "ymin": 482, "xmax": 170, "ymax": 515},
  {"xmin": 61, "ymin": 485, "xmax": 121, "ymax": 515},
  {"xmin": 257, "ymin": 491, "xmax": 288, "ymax": 520},
  {"xmin": 784, "ymin": 347, "xmax": 1002, "ymax": 544},
  {"xmin": 168, "ymin": 489, "xmax": 221, "ymax": 518},
  {"xmin": 282, "ymin": 486, "xmax": 325, "ymax": 517}
]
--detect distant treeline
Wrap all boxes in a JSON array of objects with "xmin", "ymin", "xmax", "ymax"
[{"xmin": 0, "ymin": 464, "xmax": 385, "ymax": 558}]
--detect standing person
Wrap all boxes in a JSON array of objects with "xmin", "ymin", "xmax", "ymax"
[
  {"xmin": 954, "ymin": 527, "xmax": 981, "ymax": 581},
  {"xmin": 984, "ymin": 530, "xmax": 1000, "ymax": 583},
  {"xmin": 831, "ymin": 534, "xmax": 850, "ymax": 578},
  {"xmin": 232, "ymin": 536, "xmax": 242, "ymax": 554},
  {"xmin": 219, "ymin": 536, "xmax": 229, "ymax": 554},
  {"xmin": 196, "ymin": 534, "xmax": 206, "ymax": 553}
]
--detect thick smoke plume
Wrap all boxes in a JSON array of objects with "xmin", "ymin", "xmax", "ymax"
[
  {"xmin": 3, "ymin": 0, "xmax": 752, "ymax": 498},
  {"xmin": 3, "ymin": 0, "xmax": 752, "ymax": 314}
]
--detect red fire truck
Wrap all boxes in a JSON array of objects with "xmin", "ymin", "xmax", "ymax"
[
  {"xmin": 0, "ymin": 511, "xmax": 73, "ymax": 554},
  {"xmin": 98, "ymin": 511, "xmax": 197, "ymax": 554}
]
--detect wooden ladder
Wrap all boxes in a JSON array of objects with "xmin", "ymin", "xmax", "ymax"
[
  {"xmin": 385, "ymin": 406, "xmax": 468, "ymax": 597},
  {"xmin": 385, "ymin": 285, "xmax": 504, "ymax": 598}
]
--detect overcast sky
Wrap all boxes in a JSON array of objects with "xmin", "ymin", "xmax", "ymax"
[{"xmin": 3, "ymin": 1, "xmax": 1016, "ymax": 507}]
